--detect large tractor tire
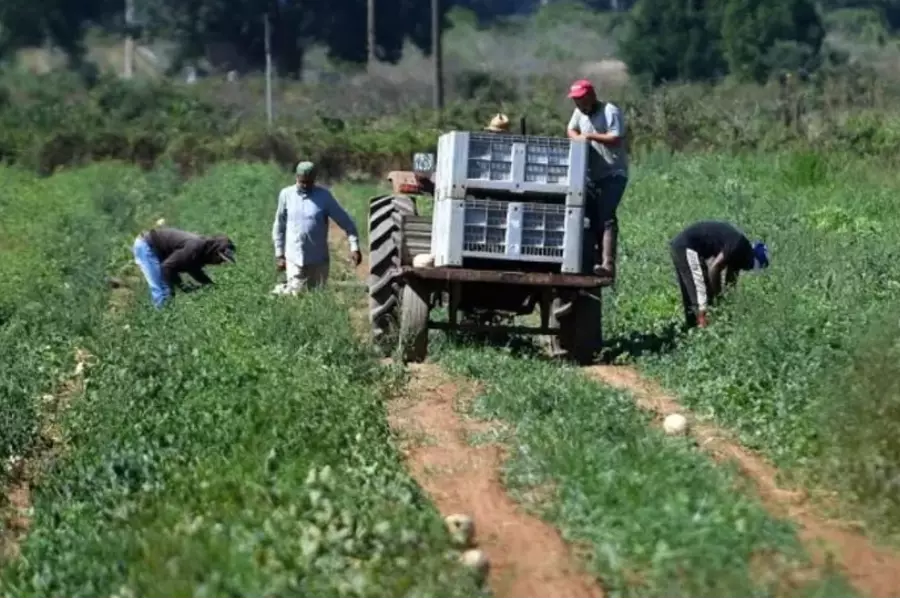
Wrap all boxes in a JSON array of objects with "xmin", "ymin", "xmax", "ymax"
[
  {"xmin": 368, "ymin": 194, "xmax": 417, "ymax": 354},
  {"xmin": 548, "ymin": 289, "xmax": 603, "ymax": 365}
]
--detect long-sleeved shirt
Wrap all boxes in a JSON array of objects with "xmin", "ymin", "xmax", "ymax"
[
  {"xmin": 145, "ymin": 227, "xmax": 235, "ymax": 289},
  {"xmin": 272, "ymin": 184, "xmax": 360, "ymax": 267}
]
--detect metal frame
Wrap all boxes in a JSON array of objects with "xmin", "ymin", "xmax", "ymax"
[{"xmin": 399, "ymin": 266, "xmax": 611, "ymax": 288}]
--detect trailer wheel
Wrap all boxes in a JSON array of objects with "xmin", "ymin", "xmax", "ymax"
[
  {"xmin": 368, "ymin": 194, "xmax": 417, "ymax": 355},
  {"xmin": 549, "ymin": 290, "xmax": 603, "ymax": 365},
  {"xmin": 399, "ymin": 283, "xmax": 430, "ymax": 363}
]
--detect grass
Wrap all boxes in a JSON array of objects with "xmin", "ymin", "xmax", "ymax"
[
  {"xmin": 0, "ymin": 162, "xmax": 175, "ymax": 471},
  {"xmin": 0, "ymin": 163, "xmax": 481, "ymax": 596},
  {"xmin": 600, "ymin": 150, "xmax": 900, "ymax": 543},
  {"xmin": 3, "ymin": 148, "xmax": 900, "ymax": 594},
  {"xmin": 433, "ymin": 341, "xmax": 854, "ymax": 597}
]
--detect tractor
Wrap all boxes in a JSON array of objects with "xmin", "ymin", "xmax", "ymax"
[{"xmin": 366, "ymin": 129, "xmax": 611, "ymax": 365}]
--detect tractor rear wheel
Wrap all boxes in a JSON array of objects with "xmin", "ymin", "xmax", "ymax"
[
  {"xmin": 549, "ymin": 290, "xmax": 603, "ymax": 365},
  {"xmin": 368, "ymin": 194, "xmax": 417, "ymax": 355}
]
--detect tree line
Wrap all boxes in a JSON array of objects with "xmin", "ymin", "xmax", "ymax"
[{"xmin": 0, "ymin": 0, "xmax": 895, "ymax": 84}]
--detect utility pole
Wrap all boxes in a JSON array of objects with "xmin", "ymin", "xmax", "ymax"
[
  {"xmin": 264, "ymin": 12, "xmax": 273, "ymax": 127},
  {"xmin": 367, "ymin": 0, "xmax": 376, "ymax": 65},
  {"xmin": 431, "ymin": 0, "xmax": 443, "ymax": 113},
  {"xmin": 124, "ymin": 0, "xmax": 135, "ymax": 78}
]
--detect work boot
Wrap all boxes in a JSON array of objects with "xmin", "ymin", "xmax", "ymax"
[{"xmin": 593, "ymin": 226, "xmax": 618, "ymax": 279}]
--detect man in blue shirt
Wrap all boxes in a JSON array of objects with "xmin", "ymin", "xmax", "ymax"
[{"xmin": 272, "ymin": 161, "xmax": 362, "ymax": 292}]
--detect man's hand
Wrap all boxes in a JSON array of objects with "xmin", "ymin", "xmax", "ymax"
[
  {"xmin": 349, "ymin": 250, "xmax": 362, "ymax": 267},
  {"xmin": 697, "ymin": 310, "xmax": 708, "ymax": 328},
  {"xmin": 276, "ymin": 256, "xmax": 286, "ymax": 271}
]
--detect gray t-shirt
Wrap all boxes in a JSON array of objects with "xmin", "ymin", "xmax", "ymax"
[{"xmin": 567, "ymin": 102, "xmax": 629, "ymax": 180}]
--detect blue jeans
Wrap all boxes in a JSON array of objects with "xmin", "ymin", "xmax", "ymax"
[{"xmin": 132, "ymin": 236, "xmax": 170, "ymax": 308}]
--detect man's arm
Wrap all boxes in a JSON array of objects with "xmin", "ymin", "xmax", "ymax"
[
  {"xmin": 566, "ymin": 109, "xmax": 581, "ymax": 139},
  {"xmin": 724, "ymin": 266, "xmax": 739, "ymax": 289},
  {"xmin": 707, "ymin": 251, "xmax": 727, "ymax": 298},
  {"xmin": 272, "ymin": 189, "xmax": 288, "ymax": 259},
  {"xmin": 187, "ymin": 267, "xmax": 214, "ymax": 286},
  {"xmin": 585, "ymin": 104, "xmax": 625, "ymax": 146},
  {"xmin": 324, "ymin": 190, "xmax": 360, "ymax": 253},
  {"xmin": 160, "ymin": 240, "xmax": 205, "ymax": 291}
]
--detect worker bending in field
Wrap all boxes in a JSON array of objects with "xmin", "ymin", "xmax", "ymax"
[
  {"xmin": 132, "ymin": 226, "xmax": 236, "ymax": 308},
  {"xmin": 670, "ymin": 220, "xmax": 770, "ymax": 328},
  {"xmin": 566, "ymin": 78, "xmax": 629, "ymax": 279},
  {"xmin": 272, "ymin": 161, "xmax": 362, "ymax": 294}
]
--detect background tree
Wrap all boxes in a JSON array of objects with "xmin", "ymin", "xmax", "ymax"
[
  {"xmin": 721, "ymin": 0, "xmax": 824, "ymax": 83},
  {"xmin": 0, "ymin": 0, "xmax": 116, "ymax": 64},
  {"xmin": 619, "ymin": 0, "xmax": 725, "ymax": 84}
]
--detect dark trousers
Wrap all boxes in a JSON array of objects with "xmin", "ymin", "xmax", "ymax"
[
  {"xmin": 670, "ymin": 244, "xmax": 714, "ymax": 327},
  {"xmin": 586, "ymin": 175, "xmax": 628, "ymax": 254}
]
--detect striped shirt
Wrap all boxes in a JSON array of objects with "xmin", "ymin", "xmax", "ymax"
[{"xmin": 272, "ymin": 184, "xmax": 360, "ymax": 267}]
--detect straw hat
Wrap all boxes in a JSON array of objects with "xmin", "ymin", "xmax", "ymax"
[{"xmin": 484, "ymin": 113, "xmax": 510, "ymax": 132}]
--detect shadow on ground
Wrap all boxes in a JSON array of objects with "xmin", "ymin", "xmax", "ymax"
[
  {"xmin": 436, "ymin": 319, "xmax": 685, "ymax": 366},
  {"xmin": 599, "ymin": 321, "xmax": 684, "ymax": 364}
]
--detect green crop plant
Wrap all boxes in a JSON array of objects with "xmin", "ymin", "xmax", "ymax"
[
  {"xmin": 0, "ymin": 163, "xmax": 175, "ymax": 479},
  {"xmin": 0, "ymin": 164, "xmax": 481, "ymax": 596},
  {"xmin": 601, "ymin": 150, "xmax": 900, "ymax": 543}
]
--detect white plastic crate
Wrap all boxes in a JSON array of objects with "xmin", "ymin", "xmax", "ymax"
[
  {"xmin": 433, "ymin": 131, "xmax": 588, "ymax": 203},
  {"xmin": 430, "ymin": 196, "xmax": 585, "ymax": 272}
]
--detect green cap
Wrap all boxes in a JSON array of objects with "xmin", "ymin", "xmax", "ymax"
[{"xmin": 295, "ymin": 161, "xmax": 315, "ymax": 176}]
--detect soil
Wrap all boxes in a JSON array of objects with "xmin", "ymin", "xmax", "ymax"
[
  {"xmin": 585, "ymin": 364, "xmax": 900, "ymax": 598},
  {"xmin": 331, "ymin": 222, "xmax": 603, "ymax": 596},
  {"xmin": 1, "ymin": 348, "xmax": 94, "ymax": 561},
  {"xmin": 389, "ymin": 363, "xmax": 604, "ymax": 598}
]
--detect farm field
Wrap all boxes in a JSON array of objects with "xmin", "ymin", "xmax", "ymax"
[{"xmin": 1, "ymin": 151, "xmax": 899, "ymax": 596}]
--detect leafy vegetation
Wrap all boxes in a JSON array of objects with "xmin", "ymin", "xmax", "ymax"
[
  {"xmin": 435, "ymin": 342, "xmax": 854, "ymax": 596},
  {"xmin": 0, "ymin": 163, "xmax": 174, "ymax": 475},
  {"xmin": 0, "ymin": 164, "xmax": 481, "ymax": 596},
  {"xmin": 4, "ymin": 147, "xmax": 900, "ymax": 594},
  {"xmin": 600, "ymin": 150, "xmax": 900, "ymax": 542},
  {"xmin": 621, "ymin": 0, "xmax": 826, "ymax": 84},
  {"xmin": 3, "ymin": 61, "xmax": 900, "ymax": 179}
]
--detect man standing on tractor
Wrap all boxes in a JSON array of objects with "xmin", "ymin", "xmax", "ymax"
[
  {"xmin": 272, "ymin": 160, "xmax": 362, "ymax": 293},
  {"xmin": 669, "ymin": 220, "xmax": 770, "ymax": 328},
  {"xmin": 565, "ymin": 78, "xmax": 629, "ymax": 279}
]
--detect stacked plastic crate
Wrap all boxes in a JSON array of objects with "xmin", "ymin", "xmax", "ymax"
[{"xmin": 429, "ymin": 132, "xmax": 590, "ymax": 273}]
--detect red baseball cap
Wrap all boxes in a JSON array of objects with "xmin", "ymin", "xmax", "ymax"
[{"xmin": 568, "ymin": 79, "xmax": 594, "ymax": 99}]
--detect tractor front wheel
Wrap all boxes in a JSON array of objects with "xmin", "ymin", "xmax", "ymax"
[
  {"xmin": 549, "ymin": 290, "xmax": 603, "ymax": 365},
  {"xmin": 399, "ymin": 283, "xmax": 430, "ymax": 363}
]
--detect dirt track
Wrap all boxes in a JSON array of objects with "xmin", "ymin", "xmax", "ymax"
[
  {"xmin": 339, "ymin": 220, "xmax": 900, "ymax": 597},
  {"xmin": 1, "ymin": 348, "xmax": 94, "ymax": 560},
  {"xmin": 586, "ymin": 365, "xmax": 900, "ymax": 597},
  {"xmin": 389, "ymin": 364, "xmax": 603, "ymax": 597},
  {"xmin": 334, "ymin": 223, "xmax": 605, "ymax": 596}
]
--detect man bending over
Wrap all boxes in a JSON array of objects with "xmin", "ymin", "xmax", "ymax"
[
  {"xmin": 132, "ymin": 226, "xmax": 236, "ymax": 308},
  {"xmin": 669, "ymin": 220, "xmax": 769, "ymax": 328}
]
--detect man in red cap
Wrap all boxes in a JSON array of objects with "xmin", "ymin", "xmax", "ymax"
[{"xmin": 566, "ymin": 78, "xmax": 629, "ymax": 279}]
